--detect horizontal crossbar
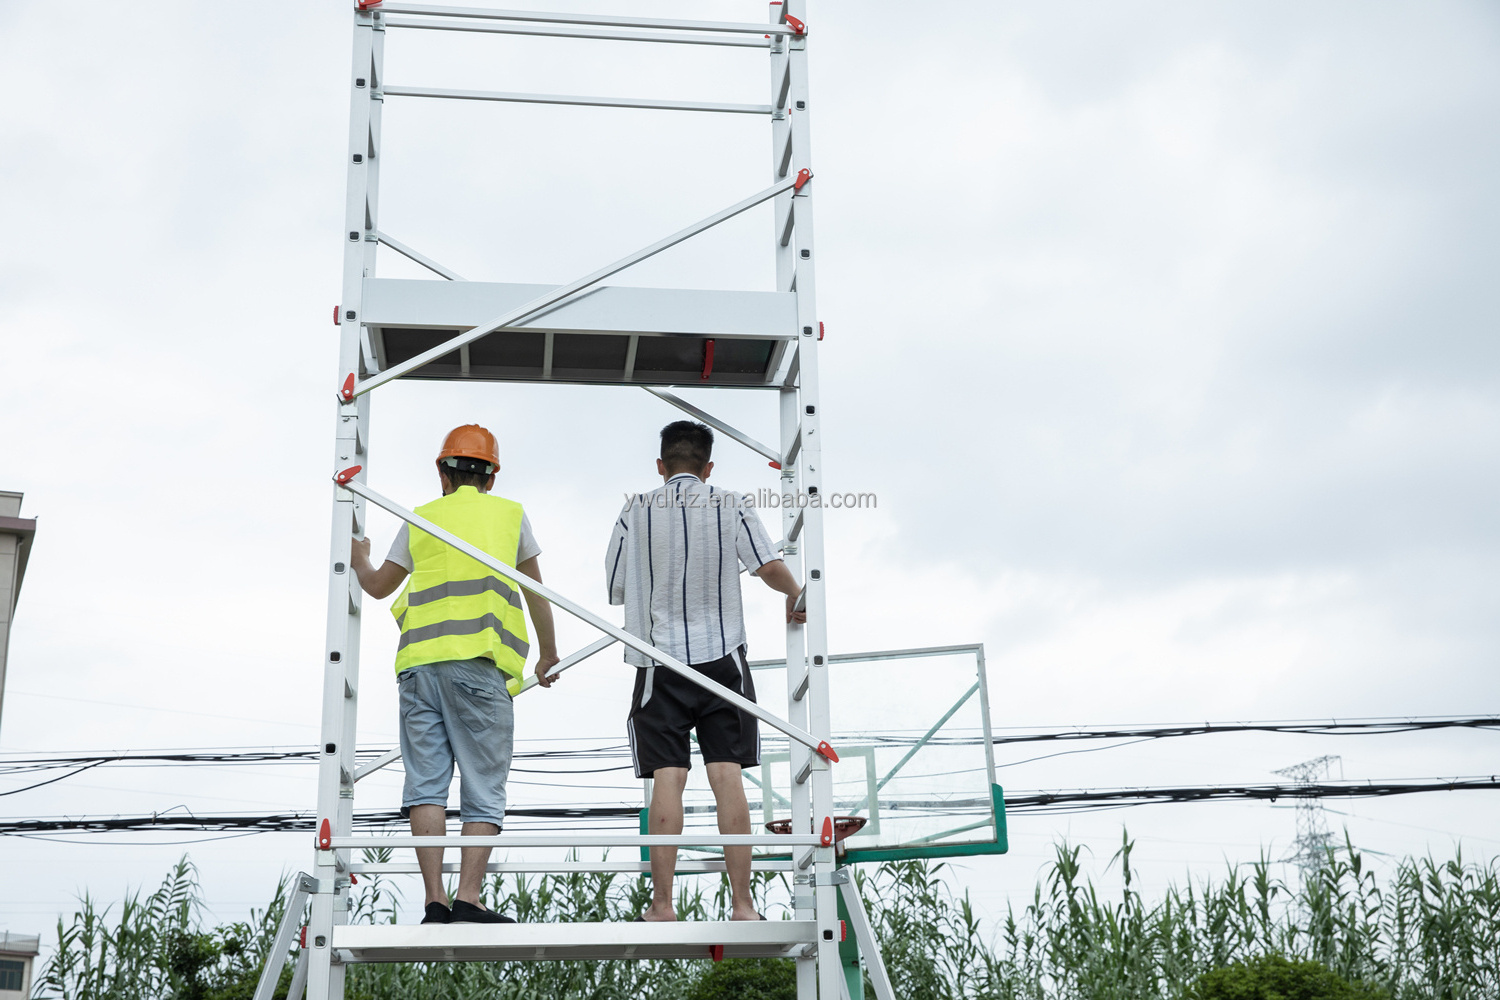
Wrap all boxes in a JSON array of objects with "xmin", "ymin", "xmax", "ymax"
[
  {"xmin": 330, "ymin": 834, "xmax": 822, "ymax": 848},
  {"xmin": 384, "ymin": 15, "xmax": 770, "ymax": 47},
  {"xmin": 385, "ymin": 85, "xmax": 772, "ymax": 115},
  {"xmin": 377, "ymin": 3, "xmax": 796, "ymax": 36},
  {"xmin": 347, "ymin": 859, "xmax": 797, "ymax": 874}
]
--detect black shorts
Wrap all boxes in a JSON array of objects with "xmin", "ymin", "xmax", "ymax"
[{"xmin": 627, "ymin": 647, "xmax": 760, "ymax": 779}]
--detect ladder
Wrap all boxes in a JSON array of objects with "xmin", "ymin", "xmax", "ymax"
[{"xmin": 254, "ymin": 3, "xmax": 893, "ymax": 998}]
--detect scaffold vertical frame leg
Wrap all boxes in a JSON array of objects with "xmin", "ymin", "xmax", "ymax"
[
  {"xmin": 308, "ymin": 8, "xmax": 382, "ymax": 1000},
  {"xmin": 769, "ymin": 2, "xmax": 847, "ymax": 994},
  {"xmin": 838, "ymin": 875, "xmax": 896, "ymax": 1000},
  {"xmin": 252, "ymin": 873, "xmax": 316, "ymax": 1000}
]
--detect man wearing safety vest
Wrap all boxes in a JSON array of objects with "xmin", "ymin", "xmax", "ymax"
[{"xmin": 351, "ymin": 424, "xmax": 559, "ymax": 924}]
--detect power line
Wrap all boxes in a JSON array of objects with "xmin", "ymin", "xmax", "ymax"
[
  {"xmin": 3, "ymin": 777, "xmax": 1495, "ymax": 835},
  {"xmin": 2, "ymin": 715, "xmax": 1493, "ymax": 777}
]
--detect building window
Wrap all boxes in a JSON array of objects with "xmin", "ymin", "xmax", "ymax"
[{"xmin": 0, "ymin": 959, "xmax": 23, "ymax": 991}]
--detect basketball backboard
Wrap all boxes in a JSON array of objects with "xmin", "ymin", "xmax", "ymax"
[{"xmin": 674, "ymin": 643, "xmax": 1007, "ymax": 862}]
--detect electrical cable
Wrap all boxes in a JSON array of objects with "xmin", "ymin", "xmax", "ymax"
[{"xmin": 3, "ymin": 777, "xmax": 1495, "ymax": 836}]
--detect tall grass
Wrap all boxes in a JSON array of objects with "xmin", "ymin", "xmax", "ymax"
[
  {"xmin": 856, "ymin": 833, "xmax": 1500, "ymax": 999},
  {"xmin": 33, "ymin": 857, "xmax": 293, "ymax": 1000},
  {"xmin": 29, "ymin": 835, "xmax": 1500, "ymax": 999}
]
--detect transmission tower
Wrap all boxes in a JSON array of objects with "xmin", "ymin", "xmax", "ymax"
[{"xmin": 1274, "ymin": 754, "xmax": 1341, "ymax": 878}]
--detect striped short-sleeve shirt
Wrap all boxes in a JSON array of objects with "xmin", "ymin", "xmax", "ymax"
[{"xmin": 605, "ymin": 473, "xmax": 777, "ymax": 668}]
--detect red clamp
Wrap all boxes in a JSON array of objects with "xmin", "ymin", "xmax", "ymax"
[
  {"xmin": 709, "ymin": 944, "xmax": 725, "ymax": 962},
  {"xmin": 334, "ymin": 466, "xmax": 362, "ymax": 485},
  {"xmin": 700, "ymin": 339, "xmax": 715, "ymax": 381},
  {"xmin": 317, "ymin": 818, "xmax": 332, "ymax": 850},
  {"xmin": 333, "ymin": 305, "xmax": 341, "ymax": 326},
  {"xmin": 299, "ymin": 926, "xmax": 307, "ymax": 948},
  {"xmin": 815, "ymin": 741, "xmax": 839, "ymax": 764},
  {"xmin": 356, "ymin": 0, "xmax": 382, "ymax": 9},
  {"xmin": 340, "ymin": 373, "xmax": 356, "ymax": 402},
  {"xmin": 349, "ymin": 874, "xmax": 358, "ymax": 885},
  {"xmin": 768, "ymin": 461, "xmax": 782, "ymax": 470},
  {"xmin": 840, "ymin": 920, "xmax": 847, "ymax": 942},
  {"xmin": 818, "ymin": 321, "xmax": 825, "ymax": 341},
  {"xmin": 793, "ymin": 168, "xmax": 812, "ymax": 192},
  {"xmin": 820, "ymin": 816, "xmax": 834, "ymax": 847},
  {"xmin": 784, "ymin": 13, "xmax": 807, "ymax": 35}
]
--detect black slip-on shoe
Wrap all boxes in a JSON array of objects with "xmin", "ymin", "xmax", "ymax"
[
  {"xmin": 450, "ymin": 899, "xmax": 516, "ymax": 924},
  {"xmin": 421, "ymin": 901, "xmax": 452, "ymax": 924}
]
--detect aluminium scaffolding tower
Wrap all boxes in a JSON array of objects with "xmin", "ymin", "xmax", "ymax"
[{"xmin": 253, "ymin": 2, "xmax": 894, "ymax": 999}]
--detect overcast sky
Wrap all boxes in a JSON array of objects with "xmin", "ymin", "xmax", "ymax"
[{"xmin": 1, "ymin": 0, "xmax": 1497, "ymax": 941}]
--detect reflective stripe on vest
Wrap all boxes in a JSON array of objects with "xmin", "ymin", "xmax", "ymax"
[{"xmin": 391, "ymin": 486, "xmax": 529, "ymax": 692}]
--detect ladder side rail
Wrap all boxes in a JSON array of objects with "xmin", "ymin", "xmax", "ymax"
[
  {"xmin": 310, "ymin": 13, "xmax": 381, "ymax": 1000},
  {"xmin": 779, "ymin": 7, "xmax": 844, "ymax": 996},
  {"xmin": 768, "ymin": 22, "xmax": 816, "ymax": 1000},
  {"xmin": 337, "ymin": 479, "xmax": 838, "ymax": 757}
]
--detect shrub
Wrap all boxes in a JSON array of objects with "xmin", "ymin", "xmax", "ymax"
[
  {"xmin": 684, "ymin": 958, "xmax": 796, "ymax": 1000},
  {"xmin": 1189, "ymin": 953, "xmax": 1390, "ymax": 1000}
]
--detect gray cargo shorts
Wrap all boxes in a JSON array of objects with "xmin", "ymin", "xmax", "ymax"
[{"xmin": 397, "ymin": 658, "xmax": 514, "ymax": 827}]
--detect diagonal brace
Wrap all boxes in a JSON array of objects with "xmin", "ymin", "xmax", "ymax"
[
  {"xmin": 643, "ymin": 388, "xmax": 780, "ymax": 464},
  {"xmin": 344, "ymin": 174, "xmax": 805, "ymax": 400},
  {"xmin": 838, "ymin": 875, "xmax": 896, "ymax": 1000},
  {"xmin": 376, "ymin": 231, "xmax": 465, "ymax": 280},
  {"xmin": 252, "ymin": 873, "xmax": 316, "ymax": 1000},
  {"xmin": 337, "ymin": 477, "xmax": 838, "ymax": 761}
]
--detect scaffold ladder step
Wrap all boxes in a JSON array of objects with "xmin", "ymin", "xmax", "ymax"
[{"xmin": 329, "ymin": 920, "xmax": 818, "ymax": 964}]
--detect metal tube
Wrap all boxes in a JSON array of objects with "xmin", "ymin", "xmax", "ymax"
[
  {"xmin": 337, "ymin": 479, "xmax": 833, "ymax": 755},
  {"xmin": 749, "ymin": 642, "xmax": 985, "ymax": 669},
  {"xmin": 375, "ymin": 232, "xmax": 465, "ymax": 280},
  {"xmin": 383, "ymin": 16, "xmax": 769, "ymax": 47},
  {"xmin": 347, "ymin": 859, "xmax": 796, "ymax": 874},
  {"xmin": 352, "ymin": 747, "xmax": 401, "ymax": 783},
  {"xmin": 642, "ymin": 388, "xmax": 780, "ymax": 463},
  {"xmin": 350, "ymin": 174, "xmax": 802, "ymax": 397},
  {"xmin": 378, "ymin": 3, "xmax": 794, "ymax": 36},
  {"xmin": 330, "ymin": 833, "xmax": 820, "ymax": 848},
  {"xmin": 385, "ymin": 85, "xmax": 772, "ymax": 115},
  {"xmin": 514, "ymin": 634, "xmax": 617, "ymax": 694}
]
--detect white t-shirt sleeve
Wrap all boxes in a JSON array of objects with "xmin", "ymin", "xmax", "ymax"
[
  {"xmin": 385, "ymin": 523, "xmax": 413, "ymax": 572},
  {"xmin": 385, "ymin": 512, "xmax": 539, "ymax": 570},
  {"xmin": 517, "ymin": 511, "xmax": 541, "ymax": 563},
  {"xmin": 735, "ymin": 500, "xmax": 777, "ymax": 572}
]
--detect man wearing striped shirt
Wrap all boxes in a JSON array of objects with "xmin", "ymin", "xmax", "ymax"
[{"xmin": 574, "ymin": 420, "xmax": 803, "ymax": 922}]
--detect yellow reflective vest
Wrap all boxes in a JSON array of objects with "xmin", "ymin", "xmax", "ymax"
[{"xmin": 391, "ymin": 486, "xmax": 529, "ymax": 694}]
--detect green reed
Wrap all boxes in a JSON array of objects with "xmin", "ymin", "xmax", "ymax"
[{"xmin": 29, "ymin": 834, "xmax": 1500, "ymax": 999}]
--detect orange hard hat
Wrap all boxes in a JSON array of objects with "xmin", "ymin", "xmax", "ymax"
[{"xmin": 437, "ymin": 424, "xmax": 499, "ymax": 469}]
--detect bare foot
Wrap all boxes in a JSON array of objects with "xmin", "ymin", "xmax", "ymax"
[
  {"xmin": 641, "ymin": 902, "xmax": 677, "ymax": 922},
  {"xmin": 730, "ymin": 901, "xmax": 762, "ymax": 921}
]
